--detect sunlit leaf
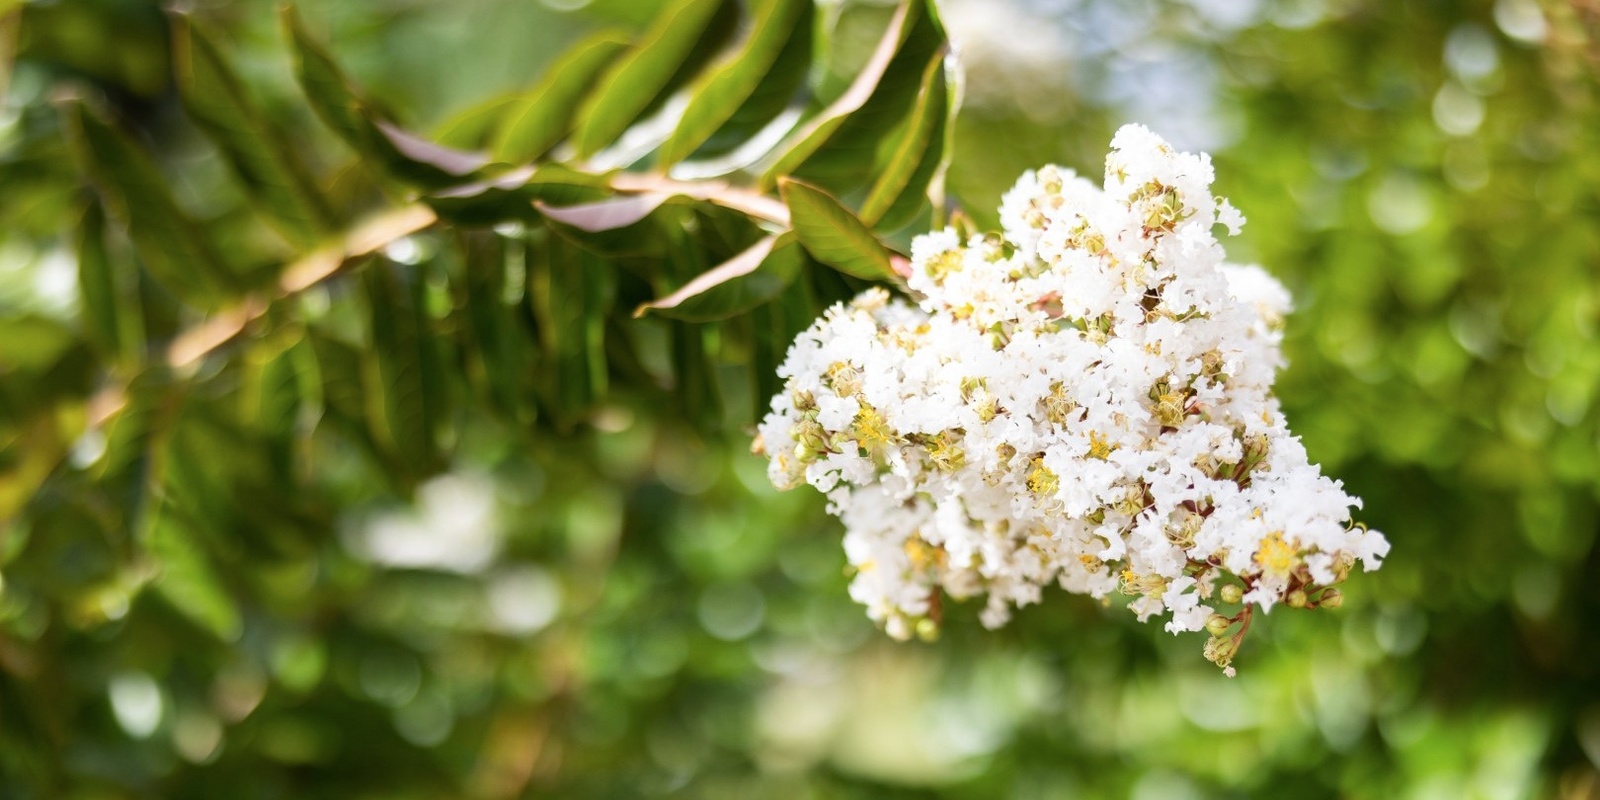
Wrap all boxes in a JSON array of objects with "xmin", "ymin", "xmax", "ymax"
[
  {"xmin": 658, "ymin": 0, "xmax": 813, "ymax": 167},
  {"xmin": 491, "ymin": 30, "xmax": 631, "ymax": 163},
  {"xmin": 569, "ymin": 0, "xmax": 738, "ymax": 159},
  {"xmin": 757, "ymin": 1, "xmax": 917, "ymax": 189},
  {"xmin": 859, "ymin": 52, "xmax": 948, "ymax": 228}
]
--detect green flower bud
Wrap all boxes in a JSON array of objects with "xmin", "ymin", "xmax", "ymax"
[
  {"xmin": 1204, "ymin": 613, "xmax": 1232, "ymax": 637},
  {"xmin": 915, "ymin": 617, "xmax": 940, "ymax": 643},
  {"xmin": 1218, "ymin": 583, "xmax": 1243, "ymax": 605},
  {"xmin": 1317, "ymin": 588, "xmax": 1343, "ymax": 609},
  {"xmin": 1286, "ymin": 589, "xmax": 1308, "ymax": 609}
]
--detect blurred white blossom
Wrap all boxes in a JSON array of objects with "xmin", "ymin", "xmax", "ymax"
[{"xmin": 349, "ymin": 472, "xmax": 501, "ymax": 574}]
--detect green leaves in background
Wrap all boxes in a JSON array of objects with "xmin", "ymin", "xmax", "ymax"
[
  {"xmin": 781, "ymin": 178, "xmax": 895, "ymax": 282},
  {"xmin": 174, "ymin": 15, "xmax": 335, "ymax": 246},
  {"xmin": 62, "ymin": 100, "xmax": 240, "ymax": 303},
  {"xmin": 569, "ymin": 0, "xmax": 738, "ymax": 159}
]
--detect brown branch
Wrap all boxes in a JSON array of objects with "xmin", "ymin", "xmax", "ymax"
[{"xmin": 88, "ymin": 203, "xmax": 438, "ymax": 428}]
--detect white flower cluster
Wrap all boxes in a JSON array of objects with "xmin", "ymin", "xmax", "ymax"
[{"xmin": 755, "ymin": 125, "xmax": 1389, "ymax": 672}]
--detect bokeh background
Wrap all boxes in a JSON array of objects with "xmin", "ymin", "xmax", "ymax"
[{"xmin": 2, "ymin": 0, "xmax": 1599, "ymax": 797}]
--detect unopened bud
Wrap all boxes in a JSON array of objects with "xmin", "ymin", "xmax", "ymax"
[
  {"xmin": 1218, "ymin": 583, "xmax": 1243, "ymax": 605},
  {"xmin": 915, "ymin": 617, "xmax": 940, "ymax": 642},
  {"xmin": 1317, "ymin": 588, "xmax": 1343, "ymax": 609},
  {"xmin": 1204, "ymin": 613, "xmax": 1232, "ymax": 637},
  {"xmin": 1286, "ymin": 589, "xmax": 1308, "ymax": 609}
]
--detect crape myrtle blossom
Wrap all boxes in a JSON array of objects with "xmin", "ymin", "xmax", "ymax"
[{"xmin": 753, "ymin": 124, "xmax": 1389, "ymax": 673}]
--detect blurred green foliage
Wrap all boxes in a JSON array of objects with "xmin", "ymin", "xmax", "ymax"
[{"xmin": 1, "ymin": 0, "xmax": 1599, "ymax": 798}]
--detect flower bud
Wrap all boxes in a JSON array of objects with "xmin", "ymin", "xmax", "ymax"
[
  {"xmin": 1218, "ymin": 583, "xmax": 1243, "ymax": 605},
  {"xmin": 1286, "ymin": 589, "xmax": 1307, "ymax": 609},
  {"xmin": 1317, "ymin": 588, "xmax": 1343, "ymax": 609},
  {"xmin": 915, "ymin": 617, "xmax": 940, "ymax": 643},
  {"xmin": 1204, "ymin": 613, "xmax": 1232, "ymax": 637}
]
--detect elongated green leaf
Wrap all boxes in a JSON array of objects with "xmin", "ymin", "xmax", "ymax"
[
  {"xmin": 63, "ymin": 100, "xmax": 238, "ymax": 303},
  {"xmin": 569, "ymin": 0, "xmax": 737, "ymax": 159},
  {"xmin": 363, "ymin": 260, "xmax": 443, "ymax": 474},
  {"xmin": 306, "ymin": 328, "xmax": 396, "ymax": 476},
  {"xmin": 758, "ymin": 1, "xmax": 916, "ymax": 188},
  {"xmin": 637, "ymin": 233, "xmax": 805, "ymax": 322},
  {"xmin": 491, "ymin": 31, "xmax": 630, "ymax": 163},
  {"xmin": 780, "ymin": 178, "xmax": 894, "ymax": 282},
  {"xmin": 859, "ymin": 52, "xmax": 946, "ymax": 226},
  {"xmin": 146, "ymin": 508, "xmax": 242, "ymax": 642},
  {"xmin": 671, "ymin": 320, "xmax": 722, "ymax": 430},
  {"xmin": 284, "ymin": 7, "xmax": 487, "ymax": 189},
  {"xmin": 529, "ymin": 232, "xmax": 614, "ymax": 425},
  {"xmin": 658, "ymin": 0, "xmax": 812, "ymax": 167},
  {"xmin": 75, "ymin": 201, "xmax": 127, "ymax": 362},
  {"xmin": 457, "ymin": 232, "xmax": 535, "ymax": 424},
  {"xmin": 281, "ymin": 7, "xmax": 366, "ymax": 146},
  {"xmin": 782, "ymin": 7, "xmax": 946, "ymax": 193},
  {"xmin": 175, "ymin": 15, "xmax": 334, "ymax": 244}
]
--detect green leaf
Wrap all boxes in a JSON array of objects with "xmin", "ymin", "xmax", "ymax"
[
  {"xmin": 174, "ymin": 15, "xmax": 335, "ymax": 245},
  {"xmin": 75, "ymin": 201, "xmax": 138, "ymax": 363},
  {"xmin": 490, "ymin": 30, "xmax": 631, "ymax": 164},
  {"xmin": 569, "ymin": 0, "xmax": 738, "ymax": 159},
  {"xmin": 529, "ymin": 231, "xmax": 614, "ymax": 424},
  {"xmin": 457, "ymin": 231, "xmax": 535, "ymax": 425},
  {"xmin": 283, "ymin": 6, "xmax": 487, "ymax": 189},
  {"xmin": 757, "ymin": 1, "xmax": 918, "ymax": 189},
  {"xmin": 281, "ymin": 7, "xmax": 368, "ymax": 150},
  {"xmin": 432, "ymin": 92, "xmax": 521, "ymax": 150},
  {"xmin": 362, "ymin": 260, "xmax": 444, "ymax": 474},
  {"xmin": 426, "ymin": 163, "xmax": 609, "ymax": 225},
  {"xmin": 755, "ymin": 0, "xmax": 950, "ymax": 195},
  {"xmin": 671, "ymin": 320, "xmax": 722, "ymax": 430},
  {"xmin": 780, "ymin": 178, "xmax": 894, "ymax": 282},
  {"xmin": 636, "ymin": 233, "xmax": 805, "ymax": 322},
  {"xmin": 657, "ymin": 0, "xmax": 813, "ymax": 167},
  {"xmin": 859, "ymin": 51, "xmax": 947, "ymax": 227},
  {"xmin": 781, "ymin": 5, "xmax": 947, "ymax": 194},
  {"xmin": 62, "ymin": 100, "xmax": 239, "ymax": 303},
  {"xmin": 749, "ymin": 277, "xmax": 819, "ymax": 422},
  {"xmin": 145, "ymin": 507, "xmax": 243, "ymax": 642},
  {"xmin": 306, "ymin": 329, "xmax": 395, "ymax": 475}
]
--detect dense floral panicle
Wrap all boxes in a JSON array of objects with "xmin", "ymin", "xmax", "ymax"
[{"xmin": 756, "ymin": 124, "xmax": 1389, "ymax": 670}]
